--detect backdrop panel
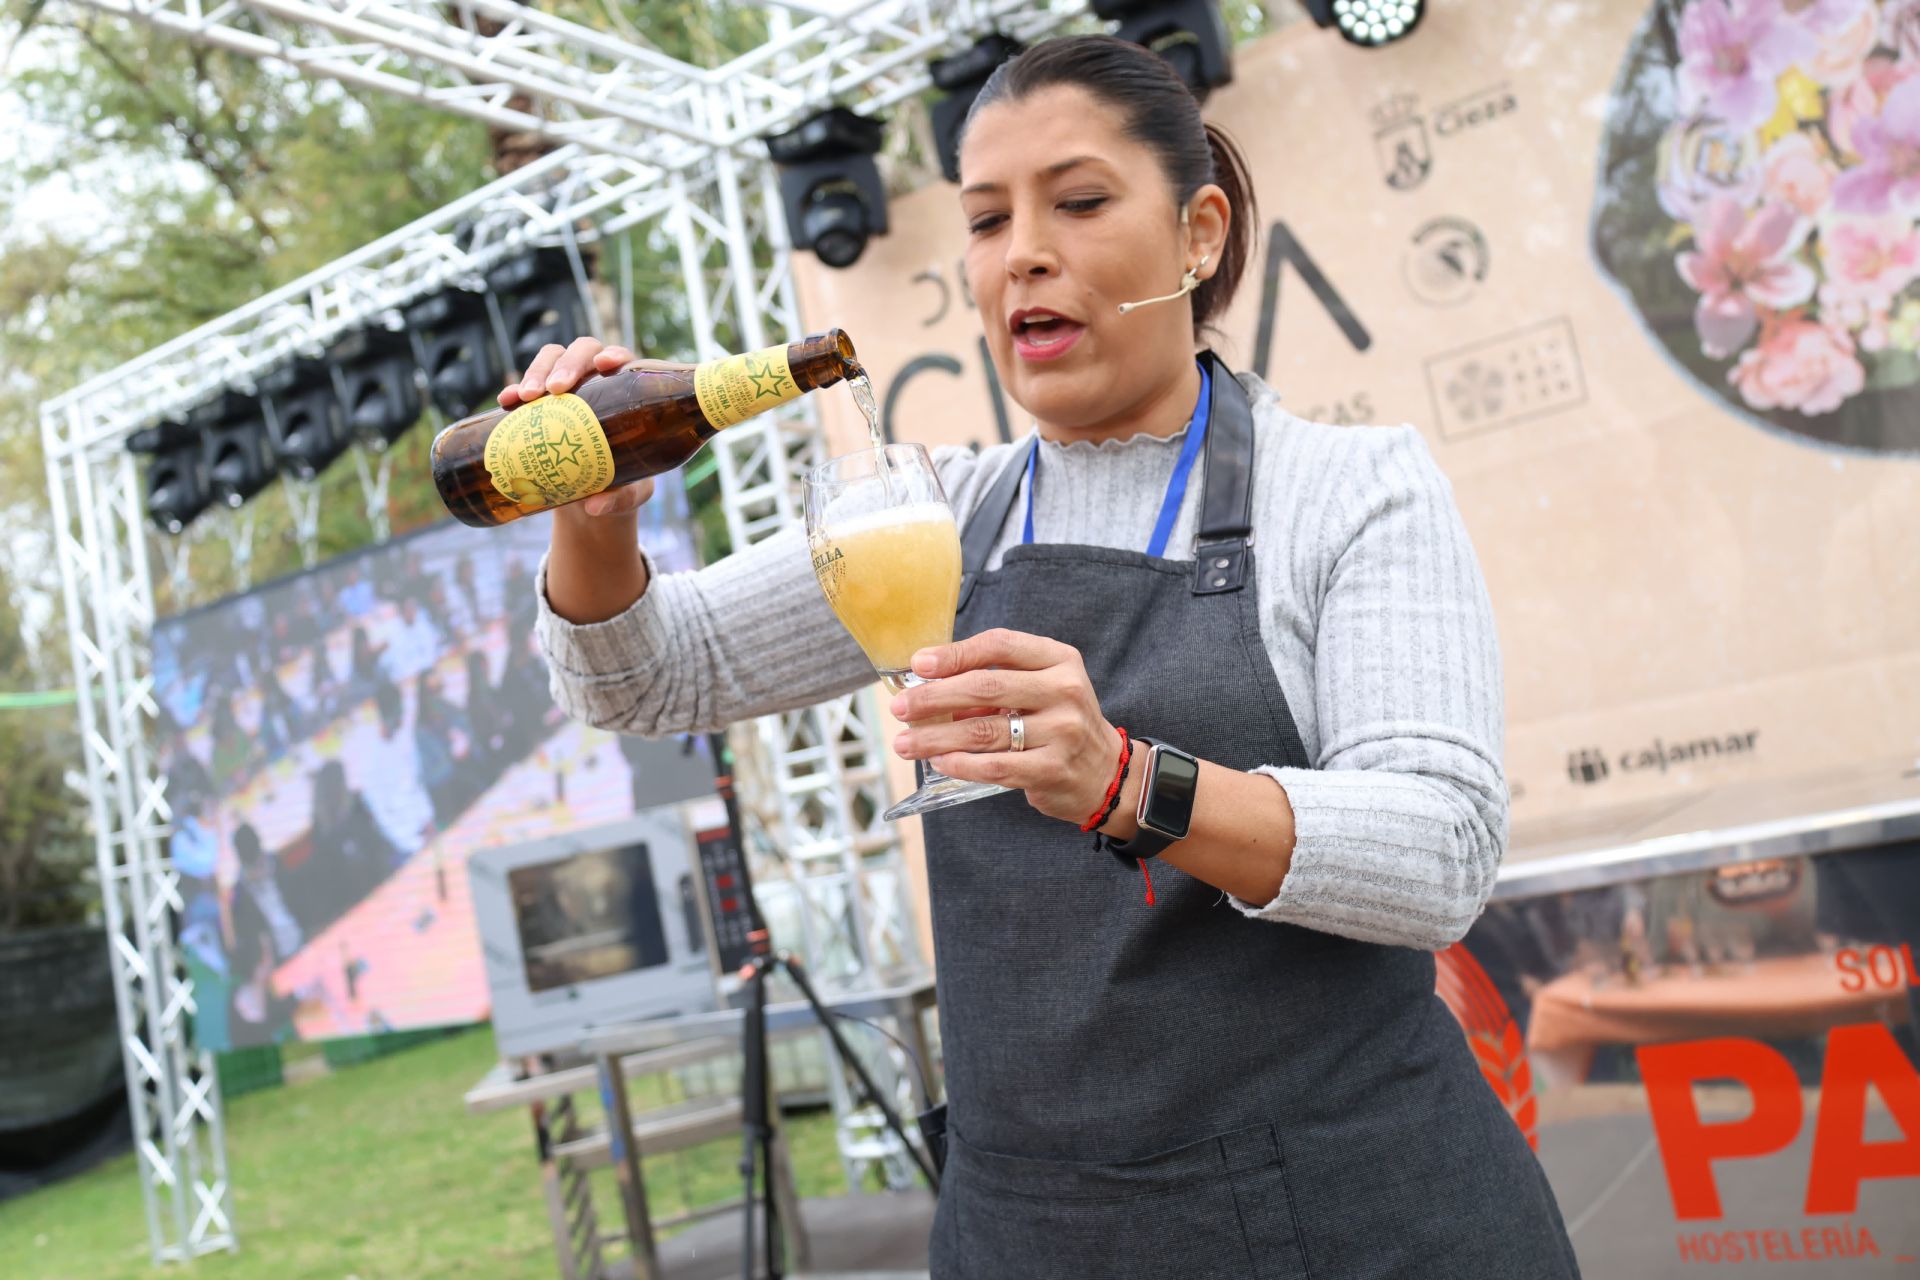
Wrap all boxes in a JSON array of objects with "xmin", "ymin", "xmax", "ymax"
[{"xmin": 792, "ymin": 0, "xmax": 1920, "ymax": 843}]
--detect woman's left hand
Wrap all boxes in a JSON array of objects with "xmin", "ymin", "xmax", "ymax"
[{"xmin": 890, "ymin": 627, "xmax": 1123, "ymax": 827}]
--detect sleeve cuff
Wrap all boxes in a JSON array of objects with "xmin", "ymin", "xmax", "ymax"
[{"xmin": 1226, "ymin": 766, "xmax": 1492, "ymax": 950}]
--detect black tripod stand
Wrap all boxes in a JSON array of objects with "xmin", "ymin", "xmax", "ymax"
[{"xmin": 735, "ymin": 928, "xmax": 940, "ymax": 1280}]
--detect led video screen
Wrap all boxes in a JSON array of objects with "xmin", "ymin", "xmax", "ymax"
[{"xmin": 159, "ymin": 487, "xmax": 709, "ymax": 1051}]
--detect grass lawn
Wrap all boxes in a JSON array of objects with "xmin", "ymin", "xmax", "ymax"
[{"xmin": 0, "ymin": 1027, "xmax": 849, "ymax": 1279}]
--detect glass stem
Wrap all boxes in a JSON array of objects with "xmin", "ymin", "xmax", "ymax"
[{"xmin": 881, "ymin": 669, "xmax": 955, "ymax": 778}]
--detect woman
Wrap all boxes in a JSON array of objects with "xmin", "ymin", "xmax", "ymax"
[{"xmin": 510, "ymin": 35, "xmax": 1578, "ymax": 1280}]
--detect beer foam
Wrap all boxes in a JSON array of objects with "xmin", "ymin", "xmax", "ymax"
[{"xmin": 823, "ymin": 502, "xmax": 954, "ymax": 538}]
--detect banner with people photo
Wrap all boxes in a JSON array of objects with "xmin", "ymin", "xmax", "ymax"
[
  {"xmin": 159, "ymin": 488, "xmax": 711, "ymax": 1052},
  {"xmin": 1452, "ymin": 847, "xmax": 1919, "ymax": 1273}
]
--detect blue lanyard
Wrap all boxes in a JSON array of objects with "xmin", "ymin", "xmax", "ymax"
[{"xmin": 1021, "ymin": 362, "xmax": 1211, "ymax": 558}]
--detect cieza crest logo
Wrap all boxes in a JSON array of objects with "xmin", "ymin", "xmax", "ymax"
[
  {"xmin": 1371, "ymin": 93, "xmax": 1432, "ymax": 191},
  {"xmin": 1435, "ymin": 944, "xmax": 1538, "ymax": 1150}
]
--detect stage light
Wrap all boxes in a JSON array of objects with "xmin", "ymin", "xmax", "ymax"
[
  {"xmin": 486, "ymin": 249, "xmax": 591, "ymax": 373},
  {"xmin": 1306, "ymin": 0, "xmax": 1425, "ymax": 46},
  {"xmin": 127, "ymin": 416, "xmax": 210, "ymax": 534},
  {"xmin": 261, "ymin": 357, "xmax": 353, "ymax": 480},
  {"xmin": 330, "ymin": 325, "xmax": 425, "ymax": 450},
  {"xmin": 144, "ymin": 447, "xmax": 212, "ymax": 534},
  {"xmin": 405, "ymin": 286, "xmax": 504, "ymax": 419},
  {"xmin": 195, "ymin": 392, "xmax": 278, "ymax": 509},
  {"xmin": 767, "ymin": 108, "xmax": 890, "ymax": 269},
  {"xmin": 1094, "ymin": 0, "xmax": 1233, "ymax": 100},
  {"xmin": 929, "ymin": 34, "xmax": 1024, "ymax": 184}
]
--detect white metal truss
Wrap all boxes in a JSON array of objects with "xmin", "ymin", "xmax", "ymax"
[
  {"xmin": 57, "ymin": 0, "xmax": 1083, "ymax": 161},
  {"xmin": 45, "ymin": 430, "xmax": 234, "ymax": 1261},
  {"xmin": 43, "ymin": 0, "xmax": 1094, "ymax": 1259}
]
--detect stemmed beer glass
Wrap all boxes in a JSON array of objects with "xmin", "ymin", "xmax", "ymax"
[{"xmin": 803, "ymin": 444, "xmax": 1009, "ymax": 820}]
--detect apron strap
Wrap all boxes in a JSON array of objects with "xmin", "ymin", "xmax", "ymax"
[
  {"xmin": 956, "ymin": 353, "xmax": 1261, "ymax": 607},
  {"xmin": 957, "ymin": 434, "xmax": 1035, "ymax": 612},
  {"xmin": 1191, "ymin": 351, "xmax": 1256, "ymax": 596}
]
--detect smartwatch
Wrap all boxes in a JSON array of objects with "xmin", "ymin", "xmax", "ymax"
[{"xmin": 1103, "ymin": 738, "xmax": 1200, "ymax": 865}]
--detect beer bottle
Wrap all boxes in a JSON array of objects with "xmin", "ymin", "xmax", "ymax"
[{"xmin": 431, "ymin": 330, "xmax": 859, "ymax": 528}]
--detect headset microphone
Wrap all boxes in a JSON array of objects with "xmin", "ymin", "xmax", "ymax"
[{"xmin": 1116, "ymin": 254, "xmax": 1208, "ymax": 315}]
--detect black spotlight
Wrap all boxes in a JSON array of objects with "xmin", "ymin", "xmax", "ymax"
[
  {"xmin": 330, "ymin": 326, "xmax": 424, "ymax": 451},
  {"xmin": 930, "ymin": 34, "xmax": 1024, "ymax": 184},
  {"xmin": 405, "ymin": 286, "xmax": 504, "ymax": 419},
  {"xmin": 767, "ymin": 108, "xmax": 889, "ymax": 269},
  {"xmin": 486, "ymin": 249, "xmax": 590, "ymax": 374},
  {"xmin": 128, "ymin": 416, "xmax": 211, "ymax": 534},
  {"xmin": 1094, "ymin": 0, "xmax": 1233, "ymax": 99},
  {"xmin": 196, "ymin": 390, "xmax": 277, "ymax": 510},
  {"xmin": 145, "ymin": 447, "xmax": 212, "ymax": 534},
  {"xmin": 261, "ymin": 357, "xmax": 353, "ymax": 479},
  {"xmin": 1305, "ymin": 0, "xmax": 1424, "ymax": 46}
]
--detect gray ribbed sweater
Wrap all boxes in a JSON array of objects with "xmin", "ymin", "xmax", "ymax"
[{"xmin": 535, "ymin": 372, "xmax": 1507, "ymax": 950}]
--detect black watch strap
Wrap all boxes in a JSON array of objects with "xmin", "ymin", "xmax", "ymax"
[
  {"xmin": 1100, "ymin": 738, "xmax": 1195, "ymax": 867},
  {"xmin": 1104, "ymin": 824, "xmax": 1177, "ymax": 866}
]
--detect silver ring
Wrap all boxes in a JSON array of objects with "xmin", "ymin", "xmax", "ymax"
[{"xmin": 1007, "ymin": 712, "xmax": 1026, "ymax": 752}]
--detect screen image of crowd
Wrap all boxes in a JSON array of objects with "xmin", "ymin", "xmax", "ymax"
[{"xmin": 157, "ymin": 496, "xmax": 701, "ymax": 1052}]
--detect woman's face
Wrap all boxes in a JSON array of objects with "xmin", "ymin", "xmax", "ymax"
[{"xmin": 959, "ymin": 85, "xmax": 1220, "ymax": 435}]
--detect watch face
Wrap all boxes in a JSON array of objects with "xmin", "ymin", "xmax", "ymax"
[{"xmin": 1141, "ymin": 747, "xmax": 1200, "ymax": 839}]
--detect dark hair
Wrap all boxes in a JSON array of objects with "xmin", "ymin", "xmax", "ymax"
[
  {"xmin": 965, "ymin": 34, "xmax": 1257, "ymax": 330},
  {"xmin": 314, "ymin": 759, "xmax": 348, "ymax": 812},
  {"xmin": 374, "ymin": 677, "xmax": 404, "ymax": 731},
  {"xmin": 233, "ymin": 823, "xmax": 264, "ymax": 869}
]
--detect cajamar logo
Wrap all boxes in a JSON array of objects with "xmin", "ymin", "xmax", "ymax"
[{"xmin": 1566, "ymin": 730, "xmax": 1761, "ymax": 786}]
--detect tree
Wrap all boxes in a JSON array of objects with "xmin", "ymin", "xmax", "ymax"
[
  {"xmin": 0, "ymin": 558, "xmax": 89, "ymax": 932},
  {"xmin": 1, "ymin": 2, "xmax": 502, "ymax": 610}
]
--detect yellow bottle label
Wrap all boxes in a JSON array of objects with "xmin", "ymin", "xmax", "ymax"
[
  {"xmin": 483, "ymin": 393, "xmax": 616, "ymax": 509},
  {"xmin": 693, "ymin": 345, "xmax": 799, "ymax": 429}
]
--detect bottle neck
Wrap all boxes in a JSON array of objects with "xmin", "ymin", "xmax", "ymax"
[{"xmin": 786, "ymin": 329, "xmax": 859, "ymax": 393}]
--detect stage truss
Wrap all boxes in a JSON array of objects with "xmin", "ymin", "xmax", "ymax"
[{"xmin": 41, "ymin": 0, "xmax": 1090, "ymax": 1261}]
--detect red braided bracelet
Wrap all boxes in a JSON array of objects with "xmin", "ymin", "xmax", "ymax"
[{"xmin": 1080, "ymin": 727, "xmax": 1132, "ymax": 833}]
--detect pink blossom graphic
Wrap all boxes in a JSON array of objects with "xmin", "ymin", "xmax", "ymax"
[
  {"xmin": 1780, "ymin": 0, "xmax": 1869, "ymax": 35},
  {"xmin": 1833, "ymin": 77, "xmax": 1920, "ymax": 214},
  {"xmin": 1830, "ymin": 54, "xmax": 1918, "ymax": 154},
  {"xmin": 1881, "ymin": 0, "xmax": 1920, "ymax": 62},
  {"xmin": 1808, "ymin": 0, "xmax": 1881, "ymax": 83},
  {"xmin": 1817, "ymin": 214, "xmax": 1920, "ymax": 345},
  {"xmin": 1678, "ymin": 0, "xmax": 1814, "ymax": 130},
  {"xmin": 1659, "ymin": 118, "xmax": 1765, "ymax": 222},
  {"xmin": 1763, "ymin": 132, "xmax": 1838, "ymax": 216},
  {"xmin": 1729, "ymin": 317, "xmax": 1867, "ymax": 412},
  {"xmin": 1677, "ymin": 196, "xmax": 1818, "ymax": 356}
]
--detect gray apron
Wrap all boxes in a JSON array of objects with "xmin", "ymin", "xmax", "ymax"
[{"xmin": 920, "ymin": 355, "xmax": 1580, "ymax": 1279}]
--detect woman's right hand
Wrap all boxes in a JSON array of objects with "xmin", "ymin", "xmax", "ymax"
[{"xmin": 501, "ymin": 336, "xmax": 654, "ymax": 518}]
